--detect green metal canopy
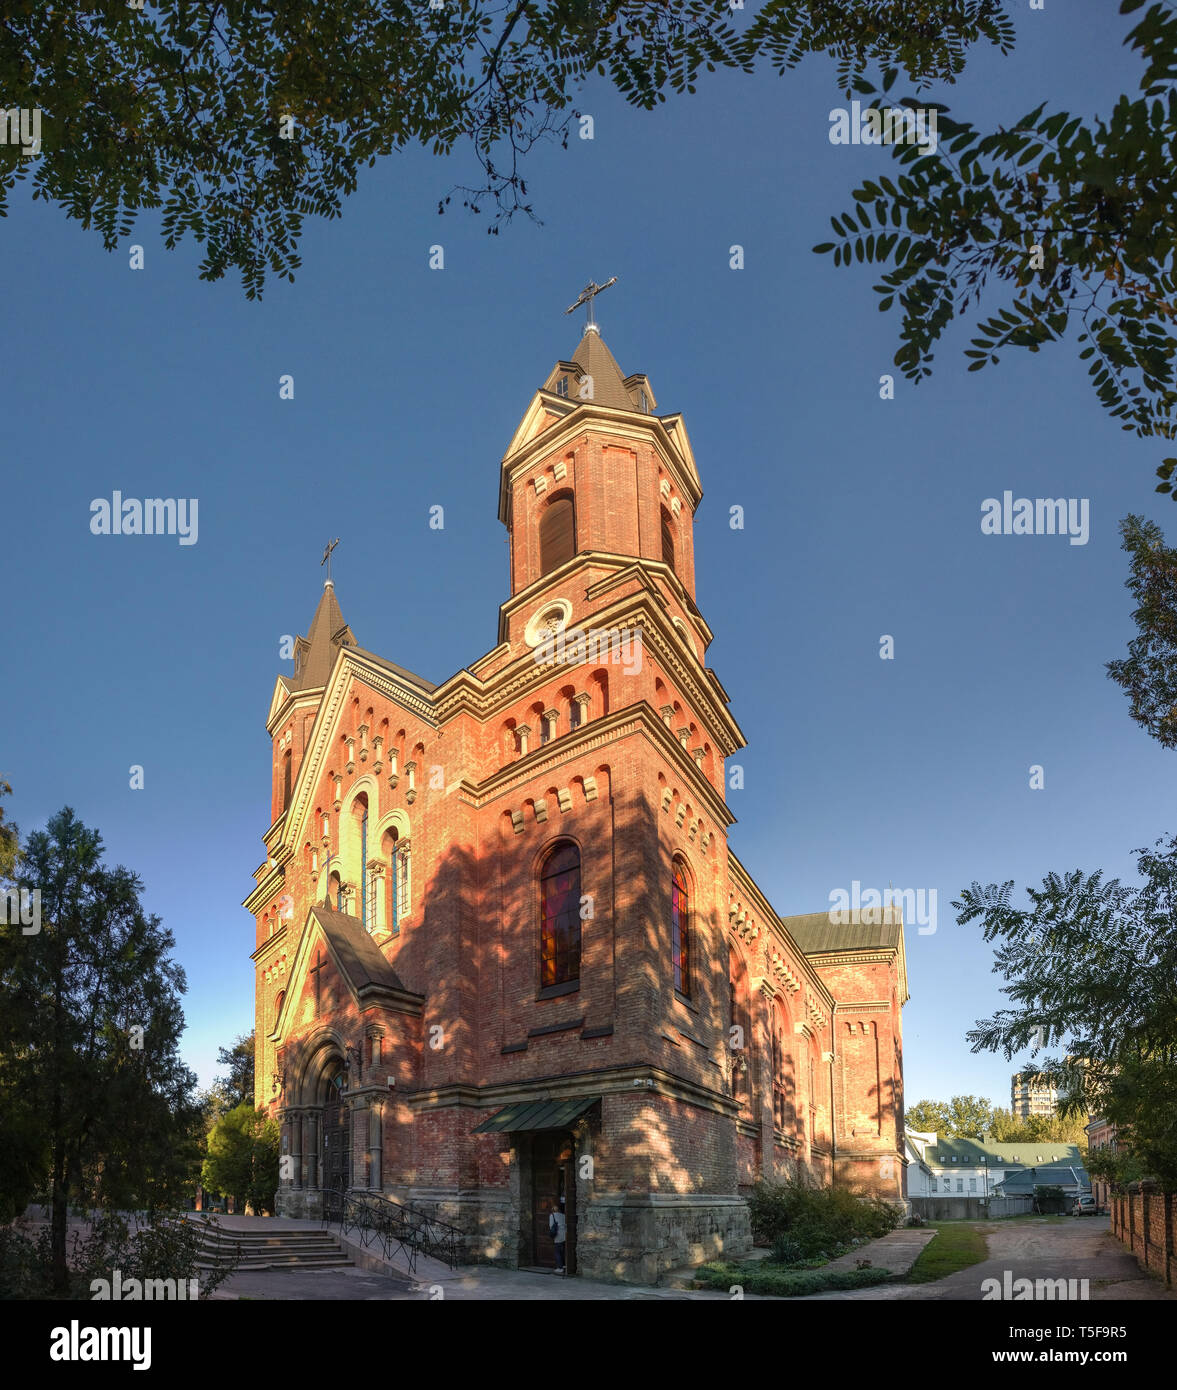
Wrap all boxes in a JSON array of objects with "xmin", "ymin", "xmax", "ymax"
[{"xmin": 471, "ymin": 1097, "xmax": 599, "ymax": 1135}]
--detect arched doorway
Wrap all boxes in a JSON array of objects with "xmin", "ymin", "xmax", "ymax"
[{"xmin": 321, "ymin": 1062, "xmax": 351, "ymax": 1211}]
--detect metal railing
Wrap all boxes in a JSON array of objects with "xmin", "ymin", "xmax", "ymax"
[{"xmin": 314, "ymin": 1187, "xmax": 464, "ymax": 1276}]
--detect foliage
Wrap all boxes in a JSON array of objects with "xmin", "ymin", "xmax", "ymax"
[
  {"xmin": 695, "ymin": 1259, "xmax": 893, "ymax": 1297},
  {"xmin": 747, "ymin": 1177, "xmax": 900, "ymax": 1260},
  {"xmin": 1033, "ymin": 1184, "xmax": 1068, "ymax": 1214},
  {"xmin": 0, "ymin": 780, "xmax": 18, "ymax": 879},
  {"xmin": 907, "ymin": 1221, "xmax": 987, "ymax": 1282},
  {"xmin": 905, "ymin": 1094, "xmax": 994, "ymax": 1138},
  {"xmin": 0, "ymin": 1209, "xmax": 238, "ymax": 1300},
  {"xmin": 0, "ymin": 2, "xmax": 1012, "ymax": 296},
  {"xmin": 201, "ymin": 1102, "xmax": 280, "ymax": 1214},
  {"xmin": 1107, "ymin": 515, "xmax": 1177, "ymax": 748},
  {"xmin": 954, "ymin": 833, "xmax": 1177, "ymax": 1189},
  {"xmin": 214, "ymin": 1032, "xmax": 256, "ymax": 1111},
  {"xmin": 814, "ymin": 1, "xmax": 1177, "ymax": 498},
  {"xmin": 1086, "ymin": 1145, "xmax": 1146, "ymax": 1190},
  {"xmin": 986, "ymin": 1106, "xmax": 1089, "ymax": 1146},
  {"xmin": 904, "ymin": 1098, "xmax": 950, "ymax": 1135},
  {"xmin": 0, "ymin": 807, "xmax": 201, "ymax": 1291}
]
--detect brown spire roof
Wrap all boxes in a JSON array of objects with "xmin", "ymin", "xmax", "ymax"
[
  {"xmin": 291, "ymin": 580, "xmax": 355, "ymax": 691},
  {"xmin": 570, "ymin": 329, "xmax": 634, "ymax": 411},
  {"xmin": 545, "ymin": 329, "xmax": 656, "ymax": 415}
]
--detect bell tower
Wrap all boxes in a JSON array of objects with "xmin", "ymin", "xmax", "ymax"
[{"xmin": 497, "ymin": 294, "xmax": 708, "ymax": 669}]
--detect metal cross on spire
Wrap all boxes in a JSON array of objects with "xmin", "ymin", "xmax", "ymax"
[
  {"xmin": 321, "ymin": 536, "xmax": 340, "ymax": 583},
  {"xmin": 564, "ymin": 276, "xmax": 617, "ymax": 334}
]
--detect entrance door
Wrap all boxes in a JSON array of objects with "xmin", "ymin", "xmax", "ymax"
[
  {"xmin": 322, "ymin": 1073, "xmax": 351, "ymax": 1215},
  {"xmin": 530, "ymin": 1131, "xmax": 576, "ymax": 1274}
]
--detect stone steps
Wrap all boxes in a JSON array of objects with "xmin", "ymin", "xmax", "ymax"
[{"xmin": 175, "ymin": 1221, "xmax": 354, "ymax": 1273}]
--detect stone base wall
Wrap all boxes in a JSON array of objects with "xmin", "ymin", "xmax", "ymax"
[{"xmin": 575, "ymin": 1193, "xmax": 751, "ymax": 1284}]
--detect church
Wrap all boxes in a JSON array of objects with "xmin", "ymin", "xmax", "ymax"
[{"xmin": 245, "ymin": 299, "xmax": 909, "ymax": 1283}]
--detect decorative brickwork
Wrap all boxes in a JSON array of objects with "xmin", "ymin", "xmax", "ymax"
[{"xmin": 247, "ymin": 326, "xmax": 908, "ymax": 1282}]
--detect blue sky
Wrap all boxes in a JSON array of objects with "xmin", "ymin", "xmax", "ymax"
[{"xmin": 2, "ymin": 4, "xmax": 1168, "ymax": 1116}]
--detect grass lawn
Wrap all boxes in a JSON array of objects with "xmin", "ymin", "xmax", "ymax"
[{"xmin": 907, "ymin": 1222, "xmax": 989, "ymax": 1284}]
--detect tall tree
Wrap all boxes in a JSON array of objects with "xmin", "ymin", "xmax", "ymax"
[
  {"xmin": 0, "ymin": 808, "xmax": 199, "ymax": 1291},
  {"xmin": 905, "ymin": 1098, "xmax": 950, "ymax": 1135},
  {"xmin": 0, "ymin": 2, "xmax": 1012, "ymax": 295},
  {"xmin": 215, "ymin": 1032, "xmax": 256, "ymax": 1111},
  {"xmin": 815, "ymin": 1, "xmax": 1177, "ymax": 500},
  {"xmin": 954, "ymin": 835, "xmax": 1177, "ymax": 1188},
  {"xmin": 201, "ymin": 1102, "xmax": 280, "ymax": 1215},
  {"xmin": 905, "ymin": 1095, "xmax": 994, "ymax": 1137},
  {"xmin": 944, "ymin": 1094, "xmax": 994, "ymax": 1138}
]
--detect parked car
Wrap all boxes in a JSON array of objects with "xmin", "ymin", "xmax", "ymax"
[{"xmin": 1071, "ymin": 1193, "xmax": 1097, "ymax": 1216}]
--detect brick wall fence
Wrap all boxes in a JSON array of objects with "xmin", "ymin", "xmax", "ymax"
[{"xmin": 1110, "ymin": 1182, "xmax": 1174, "ymax": 1286}]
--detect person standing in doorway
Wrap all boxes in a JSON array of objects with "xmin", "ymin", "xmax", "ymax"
[{"xmin": 548, "ymin": 1197, "xmax": 567, "ymax": 1274}]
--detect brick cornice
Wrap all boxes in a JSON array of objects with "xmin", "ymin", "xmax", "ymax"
[
  {"xmin": 442, "ymin": 583, "xmax": 744, "ymax": 757},
  {"xmin": 405, "ymin": 1062, "xmax": 738, "ymax": 1118},
  {"xmin": 457, "ymin": 701, "xmax": 734, "ymax": 829}
]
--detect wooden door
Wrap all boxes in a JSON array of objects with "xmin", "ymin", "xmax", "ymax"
[{"xmin": 530, "ymin": 1132, "xmax": 576, "ymax": 1274}]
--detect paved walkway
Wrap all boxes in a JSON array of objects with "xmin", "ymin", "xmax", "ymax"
[
  {"xmin": 790, "ymin": 1216, "xmax": 1175, "ymax": 1301},
  {"xmin": 820, "ymin": 1226, "xmax": 936, "ymax": 1277}
]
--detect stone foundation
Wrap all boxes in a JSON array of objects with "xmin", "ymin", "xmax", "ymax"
[{"xmin": 576, "ymin": 1193, "xmax": 751, "ymax": 1284}]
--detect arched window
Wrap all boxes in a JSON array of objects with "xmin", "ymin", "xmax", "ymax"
[
  {"xmin": 671, "ymin": 864, "xmax": 690, "ymax": 996},
  {"xmin": 661, "ymin": 510, "xmax": 676, "ymax": 573},
  {"xmin": 773, "ymin": 1009, "xmax": 790, "ymax": 1131},
  {"xmin": 282, "ymin": 749, "xmax": 292, "ymax": 811},
  {"xmin": 388, "ymin": 830, "xmax": 410, "ymax": 935},
  {"xmin": 360, "ymin": 803, "xmax": 369, "ymax": 926},
  {"xmin": 539, "ymin": 842, "xmax": 581, "ymax": 989},
  {"xmin": 539, "ymin": 494, "xmax": 576, "ymax": 576},
  {"xmin": 728, "ymin": 946, "xmax": 749, "ymax": 1104},
  {"xmin": 771, "ymin": 1024, "xmax": 782, "ymax": 1127}
]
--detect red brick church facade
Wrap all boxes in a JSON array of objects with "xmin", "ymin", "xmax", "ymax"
[{"xmin": 246, "ymin": 320, "xmax": 908, "ymax": 1282}]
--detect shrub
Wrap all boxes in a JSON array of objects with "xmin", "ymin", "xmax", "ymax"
[
  {"xmin": 747, "ymin": 1178, "xmax": 901, "ymax": 1260},
  {"xmin": 696, "ymin": 1261, "xmax": 893, "ymax": 1297},
  {"xmin": 0, "ymin": 1210, "xmax": 239, "ymax": 1300}
]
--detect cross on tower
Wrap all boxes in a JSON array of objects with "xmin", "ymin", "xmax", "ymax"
[
  {"xmin": 310, "ymin": 948, "xmax": 328, "ymax": 1016},
  {"xmin": 321, "ymin": 537, "xmax": 340, "ymax": 582},
  {"xmin": 564, "ymin": 276, "xmax": 617, "ymax": 333}
]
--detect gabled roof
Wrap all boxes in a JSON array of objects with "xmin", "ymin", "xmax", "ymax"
[
  {"xmin": 308, "ymin": 905, "xmax": 413, "ymax": 997},
  {"xmin": 995, "ymin": 1165, "xmax": 1090, "ymax": 1192},
  {"xmin": 349, "ymin": 644, "xmax": 437, "ymax": 692},
  {"xmin": 781, "ymin": 909, "xmax": 904, "ymax": 954},
  {"xmin": 291, "ymin": 581, "xmax": 355, "ymax": 691}
]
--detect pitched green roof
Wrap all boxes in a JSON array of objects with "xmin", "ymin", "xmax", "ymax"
[
  {"xmin": 925, "ymin": 1136, "xmax": 1083, "ymax": 1165},
  {"xmin": 782, "ymin": 909, "xmax": 903, "ymax": 954}
]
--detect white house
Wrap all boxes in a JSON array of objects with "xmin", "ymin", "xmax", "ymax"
[{"xmin": 904, "ymin": 1132, "xmax": 1085, "ymax": 1198}]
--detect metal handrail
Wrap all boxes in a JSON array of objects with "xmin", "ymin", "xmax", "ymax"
[{"xmin": 312, "ymin": 1186, "xmax": 464, "ymax": 1275}]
